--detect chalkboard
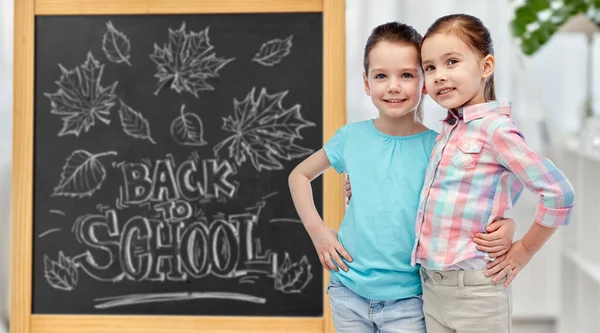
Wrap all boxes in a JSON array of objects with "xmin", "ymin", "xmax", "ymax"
[{"xmin": 33, "ymin": 13, "xmax": 323, "ymax": 317}]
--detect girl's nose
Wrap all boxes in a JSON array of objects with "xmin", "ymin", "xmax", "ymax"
[
  {"xmin": 434, "ymin": 71, "xmax": 447, "ymax": 83},
  {"xmin": 388, "ymin": 79, "xmax": 401, "ymax": 92}
]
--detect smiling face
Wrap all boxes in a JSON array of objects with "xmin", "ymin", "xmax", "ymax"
[
  {"xmin": 363, "ymin": 41, "xmax": 424, "ymax": 119},
  {"xmin": 421, "ymin": 32, "xmax": 493, "ymax": 110}
]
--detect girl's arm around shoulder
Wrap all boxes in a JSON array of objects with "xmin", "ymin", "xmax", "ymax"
[{"xmin": 490, "ymin": 119, "xmax": 575, "ymax": 228}]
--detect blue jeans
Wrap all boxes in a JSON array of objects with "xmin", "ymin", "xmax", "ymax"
[{"xmin": 327, "ymin": 280, "xmax": 426, "ymax": 333}]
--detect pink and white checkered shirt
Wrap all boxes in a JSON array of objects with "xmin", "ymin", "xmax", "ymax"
[{"xmin": 411, "ymin": 101, "xmax": 575, "ymax": 270}]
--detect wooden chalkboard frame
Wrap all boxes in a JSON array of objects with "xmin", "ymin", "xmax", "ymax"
[{"xmin": 12, "ymin": 1, "xmax": 346, "ymax": 332}]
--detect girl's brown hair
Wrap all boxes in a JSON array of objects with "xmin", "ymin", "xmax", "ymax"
[
  {"xmin": 422, "ymin": 14, "xmax": 496, "ymax": 101},
  {"xmin": 363, "ymin": 22, "xmax": 424, "ymax": 121}
]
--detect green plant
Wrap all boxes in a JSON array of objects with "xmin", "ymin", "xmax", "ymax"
[{"xmin": 511, "ymin": 0, "xmax": 600, "ymax": 55}]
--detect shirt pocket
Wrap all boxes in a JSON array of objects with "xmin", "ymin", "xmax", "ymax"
[{"xmin": 451, "ymin": 139, "xmax": 483, "ymax": 170}]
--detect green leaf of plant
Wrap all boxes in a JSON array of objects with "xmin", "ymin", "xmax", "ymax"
[
  {"xmin": 530, "ymin": 28, "xmax": 551, "ymax": 49},
  {"xmin": 521, "ymin": 37, "xmax": 539, "ymax": 55},
  {"xmin": 539, "ymin": 20, "xmax": 558, "ymax": 36},
  {"xmin": 563, "ymin": 0, "xmax": 584, "ymax": 6},
  {"xmin": 552, "ymin": 6, "xmax": 576, "ymax": 25},
  {"xmin": 573, "ymin": 2, "xmax": 590, "ymax": 13},
  {"xmin": 510, "ymin": 19, "xmax": 527, "ymax": 37},
  {"xmin": 526, "ymin": 0, "xmax": 550, "ymax": 11},
  {"xmin": 561, "ymin": 0, "xmax": 589, "ymax": 13},
  {"xmin": 515, "ymin": 5, "xmax": 539, "ymax": 25}
]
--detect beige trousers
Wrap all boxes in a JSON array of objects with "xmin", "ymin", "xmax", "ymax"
[{"xmin": 420, "ymin": 267, "xmax": 512, "ymax": 333}]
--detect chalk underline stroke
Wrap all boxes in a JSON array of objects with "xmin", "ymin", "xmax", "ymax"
[{"xmin": 94, "ymin": 291, "xmax": 266, "ymax": 309}]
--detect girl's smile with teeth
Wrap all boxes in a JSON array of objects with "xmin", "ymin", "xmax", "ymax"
[
  {"xmin": 437, "ymin": 88, "xmax": 455, "ymax": 95},
  {"xmin": 384, "ymin": 98, "xmax": 407, "ymax": 103}
]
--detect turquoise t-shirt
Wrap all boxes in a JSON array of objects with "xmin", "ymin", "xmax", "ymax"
[{"xmin": 324, "ymin": 119, "xmax": 437, "ymax": 300}]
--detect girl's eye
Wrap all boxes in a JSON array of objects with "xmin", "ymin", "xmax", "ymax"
[
  {"xmin": 402, "ymin": 73, "xmax": 413, "ymax": 79},
  {"xmin": 448, "ymin": 59, "xmax": 458, "ymax": 65},
  {"xmin": 375, "ymin": 73, "xmax": 386, "ymax": 79},
  {"xmin": 424, "ymin": 65, "xmax": 434, "ymax": 71}
]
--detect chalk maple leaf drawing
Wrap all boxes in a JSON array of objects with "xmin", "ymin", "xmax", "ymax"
[
  {"xmin": 274, "ymin": 253, "xmax": 313, "ymax": 294},
  {"xmin": 149, "ymin": 22, "xmax": 235, "ymax": 97},
  {"xmin": 52, "ymin": 150, "xmax": 117, "ymax": 198},
  {"xmin": 213, "ymin": 87, "xmax": 315, "ymax": 171},
  {"xmin": 44, "ymin": 52, "xmax": 119, "ymax": 137},
  {"xmin": 44, "ymin": 251, "xmax": 79, "ymax": 291}
]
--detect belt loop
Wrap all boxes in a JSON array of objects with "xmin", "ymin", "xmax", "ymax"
[{"xmin": 458, "ymin": 271, "xmax": 467, "ymax": 296}]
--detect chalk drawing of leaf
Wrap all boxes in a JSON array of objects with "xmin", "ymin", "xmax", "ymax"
[
  {"xmin": 44, "ymin": 251, "xmax": 78, "ymax": 291},
  {"xmin": 102, "ymin": 21, "xmax": 132, "ymax": 66},
  {"xmin": 274, "ymin": 253, "xmax": 313, "ymax": 294},
  {"xmin": 118, "ymin": 99, "xmax": 156, "ymax": 144},
  {"xmin": 252, "ymin": 35, "xmax": 293, "ymax": 67},
  {"xmin": 149, "ymin": 22, "xmax": 235, "ymax": 98},
  {"xmin": 52, "ymin": 150, "xmax": 117, "ymax": 198},
  {"xmin": 213, "ymin": 87, "xmax": 315, "ymax": 171},
  {"xmin": 170, "ymin": 104, "xmax": 207, "ymax": 146},
  {"xmin": 44, "ymin": 52, "xmax": 118, "ymax": 137}
]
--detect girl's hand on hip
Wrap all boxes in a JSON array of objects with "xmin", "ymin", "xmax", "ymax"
[
  {"xmin": 484, "ymin": 240, "xmax": 534, "ymax": 287},
  {"xmin": 308, "ymin": 224, "xmax": 352, "ymax": 272}
]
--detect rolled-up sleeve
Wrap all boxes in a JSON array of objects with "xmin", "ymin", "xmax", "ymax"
[{"xmin": 491, "ymin": 120, "xmax": 575, "ymax": 227}]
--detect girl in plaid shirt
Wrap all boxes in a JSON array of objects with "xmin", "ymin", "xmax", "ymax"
[{"xmin": 415, "ymin": 14, "xmax": 574, "ymax": 333}]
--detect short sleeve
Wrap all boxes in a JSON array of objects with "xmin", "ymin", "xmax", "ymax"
[{"xmin": 323, "ymin": 125, "xmax": 348, "ymax": 174}]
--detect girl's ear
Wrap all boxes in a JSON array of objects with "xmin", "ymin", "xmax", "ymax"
[
  {"xmin": 421, "ymin": 83, "xmax": 428, "ymax": 95},
  {"xmin": 362, "ymin": 72, "xmax": 371, "ymax": 96},
  {"xmin": 481, "ymin": 54, "xmax": 495, "ymax": 79}
]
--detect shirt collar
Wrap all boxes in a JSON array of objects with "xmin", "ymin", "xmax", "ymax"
[{"xmin": 441, "ymin": 101, "xmax": 512, "ymax": 124}]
